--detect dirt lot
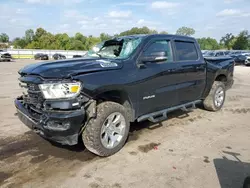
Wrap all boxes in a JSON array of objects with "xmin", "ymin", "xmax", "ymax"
[{"xmin": 0, "ymin": 59, "xmax": 250, "ymax": 188}]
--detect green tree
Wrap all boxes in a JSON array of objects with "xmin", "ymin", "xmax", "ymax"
[
  {"xmin": 159, "ymin": 31, "xmax": 168, "ymax": 34},
  {"xmin": 25, "ymin": 29, "xmax": 34, "ymax": 44},
  {"xmin": 13, "ymin": 37, "xmax": 27, "ymax": 48},
  {"xmin": 56, "ymin": 33, "xmax": 71, "ymax": 50},
  {"xmin": 86, "ymin": 36, "xmax": 101, "ymax": 49},
  {"xmin": 75, "ymin": 32, "xmax": 87, "ymax": 42},
  {"xmin": 0, "ymin": 33, "xmax": 9, "ymax": 43},
  {"xmin": 34, "ymin": 28, "xmax": 47, "ymax": 41},
  {"xmin": 100, "ymin": 33, "xmax": 112, "ymax": 41},
  {"xmin": 176, "ymin": 27, "xmax": 195, "ymax": 36},
  {"xmin": 233, "ymin": 30, "xmax": 249, "ymax": 50},
  {"xmin": 119, "ymin": 26, "xmax": 158, "ymax": 36},
  {"xmin": 220, "ymin": 33, "xmax": 235, "ymax": 50},
  {"xmin": 197, "ymin": 37, "xmax": 220, "ymax": 50},
  {"xmin": 26, "ymin": 41, "xmax": 40, "ymax": 49},
  {"xmin": 39, "ymin": 32, "xmax": 56, "ymax": 49},
  {"xmin": 69, "ymin": 39, "xmax": 84, "ymax": 50}
]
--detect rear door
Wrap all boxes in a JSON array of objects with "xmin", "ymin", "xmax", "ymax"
[{"xmin": 172, "ymin": 39, "xmax": 206, "ymax": 105}]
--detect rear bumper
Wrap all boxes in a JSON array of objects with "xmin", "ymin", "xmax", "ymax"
[{"xmin": 15, "ymin": 98, "xmax": 85, "ymax": 145}]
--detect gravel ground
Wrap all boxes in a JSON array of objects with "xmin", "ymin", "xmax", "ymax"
[{"xmin": 0, "ymin": 59, "xmax": 250, "ymax": 188}]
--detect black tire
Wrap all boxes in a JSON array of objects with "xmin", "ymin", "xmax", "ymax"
[
  {"xmin": 203, "ymin": 81, "xmax": 226, "ymax": 111},
  {"xmin": 243, "ymin": 177, "xmax": 250, "ymax": 188},
  {"xmin": 82, "ymin": 101, "xmax": 130, "ymax": 156}
]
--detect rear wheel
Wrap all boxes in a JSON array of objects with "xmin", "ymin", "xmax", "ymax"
[
  {"xmin": 82, "ymin": 101, "xmax": 130, "ymax": 156},
  {"xmin": 203, "ymin": 81, "xmax": 226, "ymax": 111}
]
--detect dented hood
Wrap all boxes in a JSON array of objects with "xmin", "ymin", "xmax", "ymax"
[{"xmin": 18, "ymin": 57, "xmax": 123, "ymax": 78}]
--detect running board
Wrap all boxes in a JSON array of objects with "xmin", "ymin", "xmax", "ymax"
[
  {"xmin": 181, "ymin": 102, "xmax": 196, "ymax": 112},
  {"xmin": 137, "ymin": 100, "xmax": 202, "ymax": 123}
]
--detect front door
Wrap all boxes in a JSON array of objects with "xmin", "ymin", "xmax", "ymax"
[{"xmin": 136, "ymin": 39, "xmax": 179, "ymax": 117}]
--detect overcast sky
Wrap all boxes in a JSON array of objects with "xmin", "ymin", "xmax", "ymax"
[{"xmin": 0, "ymin": 0, "xmax": 250, "ymax": 40}]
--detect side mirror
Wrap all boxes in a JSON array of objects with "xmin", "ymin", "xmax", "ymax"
[{"xmin": 140, "ymin": 51, "xmax": 168, "ymax": 63}]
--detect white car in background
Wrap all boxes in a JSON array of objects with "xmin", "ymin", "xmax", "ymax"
[{"xmin": 245, "ymin": 55, "xmax": 250, "ymax": 66}]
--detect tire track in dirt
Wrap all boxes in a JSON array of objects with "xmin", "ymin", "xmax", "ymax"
[
  {"xmin": 223, "ymin": 108, "xmax": 250, "ymax": 114},
  {"xmin": 0, "ymin": 131, "xmax": 99, "ymax": 187},
  {"xmin": 227, "ymin": 95, "xmax": 250, "ymax": 102}
]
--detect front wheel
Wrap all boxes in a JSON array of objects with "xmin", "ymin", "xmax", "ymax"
[
  {"xmin": 203, "ymin": 81, "xmax": 226, "ymax": 111},
  {"xmin": 82, "ymin": 102, "xmax": 130, "ymax": 156},
  {"xmin": 243, "ymin": 177, "xmax": 250, "ymax": 188}
]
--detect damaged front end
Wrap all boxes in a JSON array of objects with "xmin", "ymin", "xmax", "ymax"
[{"xmin": 15, "ymin": 75, "xmax": 96, "ymax": 145}]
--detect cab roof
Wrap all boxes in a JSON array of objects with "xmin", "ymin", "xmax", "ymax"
[{"xmin": 114, "ymin": 34, "xmax": 196, "ymax": 41}]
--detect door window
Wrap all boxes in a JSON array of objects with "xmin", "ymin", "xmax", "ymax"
[
  {"xmin": 143, "ymin": 40, "xmax": 173, "ymax": 63},
  {"xmin": 175, "ymin": 41, "xmax": 198, "ymax": 61}
]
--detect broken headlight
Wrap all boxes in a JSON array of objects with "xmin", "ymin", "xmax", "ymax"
[{"xmin": 39, "ymin": 82, "xmax": 81, "ymax": 99}]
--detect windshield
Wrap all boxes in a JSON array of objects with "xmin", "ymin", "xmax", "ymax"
[{"xmin": 86, "ymin": 37, "xmax": 143, "ymax": 59}]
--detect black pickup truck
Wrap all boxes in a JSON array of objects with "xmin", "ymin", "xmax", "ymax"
[{"xmin": 15, "ymin": 34, "xmax": 234, "ymax": 156}]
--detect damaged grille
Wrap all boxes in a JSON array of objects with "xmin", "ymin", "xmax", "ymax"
[{"xmin": 20, "ymin": 83, "xmax": 44, "ymax": 108}]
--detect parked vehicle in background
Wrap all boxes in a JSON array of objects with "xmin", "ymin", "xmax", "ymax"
[
  {"xmin": 204, "ymin": 51, "xmax": 226, "ymax": 57},
  {"xmin": 229, "ymin": 51, "xmax": 247, "ymax": 65},
  {"xmin": 72, "ymin": 55, "xmax": 83, "ymax": 58},
  {"xmin": 0, "ymin": 50, "xmax": 12, "ymax": 62},
  {"xmin": 53, "ymin": 53, "xmax": 66, "ymax": 60},
  {"xmin": 201, "ymin": 50, "xmax": 208, "ymax": 55},
  {"xmin": 234, "ymin": 55, "xmax": 247, "ymax": 65},
  {"xmin": 241, "ymin": 51, "xmax": 250, "ymax": 56},
  {"xmin": 34, "ymin": 53, "xmax": 49, "ymax": 60},
  {"xmin": 15, "ymin": 34, "xmax": 234, "ymax": 157},
  {"xmin": 245, "ymin": 55, "xmax": 250, "ymax": 66}
]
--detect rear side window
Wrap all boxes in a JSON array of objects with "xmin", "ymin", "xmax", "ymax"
[{"xmin": 174, "ymin": 41, "xmax": 198, "ymax": 61}]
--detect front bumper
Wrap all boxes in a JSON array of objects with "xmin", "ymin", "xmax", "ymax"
[{"xmin": 15, "ymin": 98, "xmax": 85, "ymax": 145}]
